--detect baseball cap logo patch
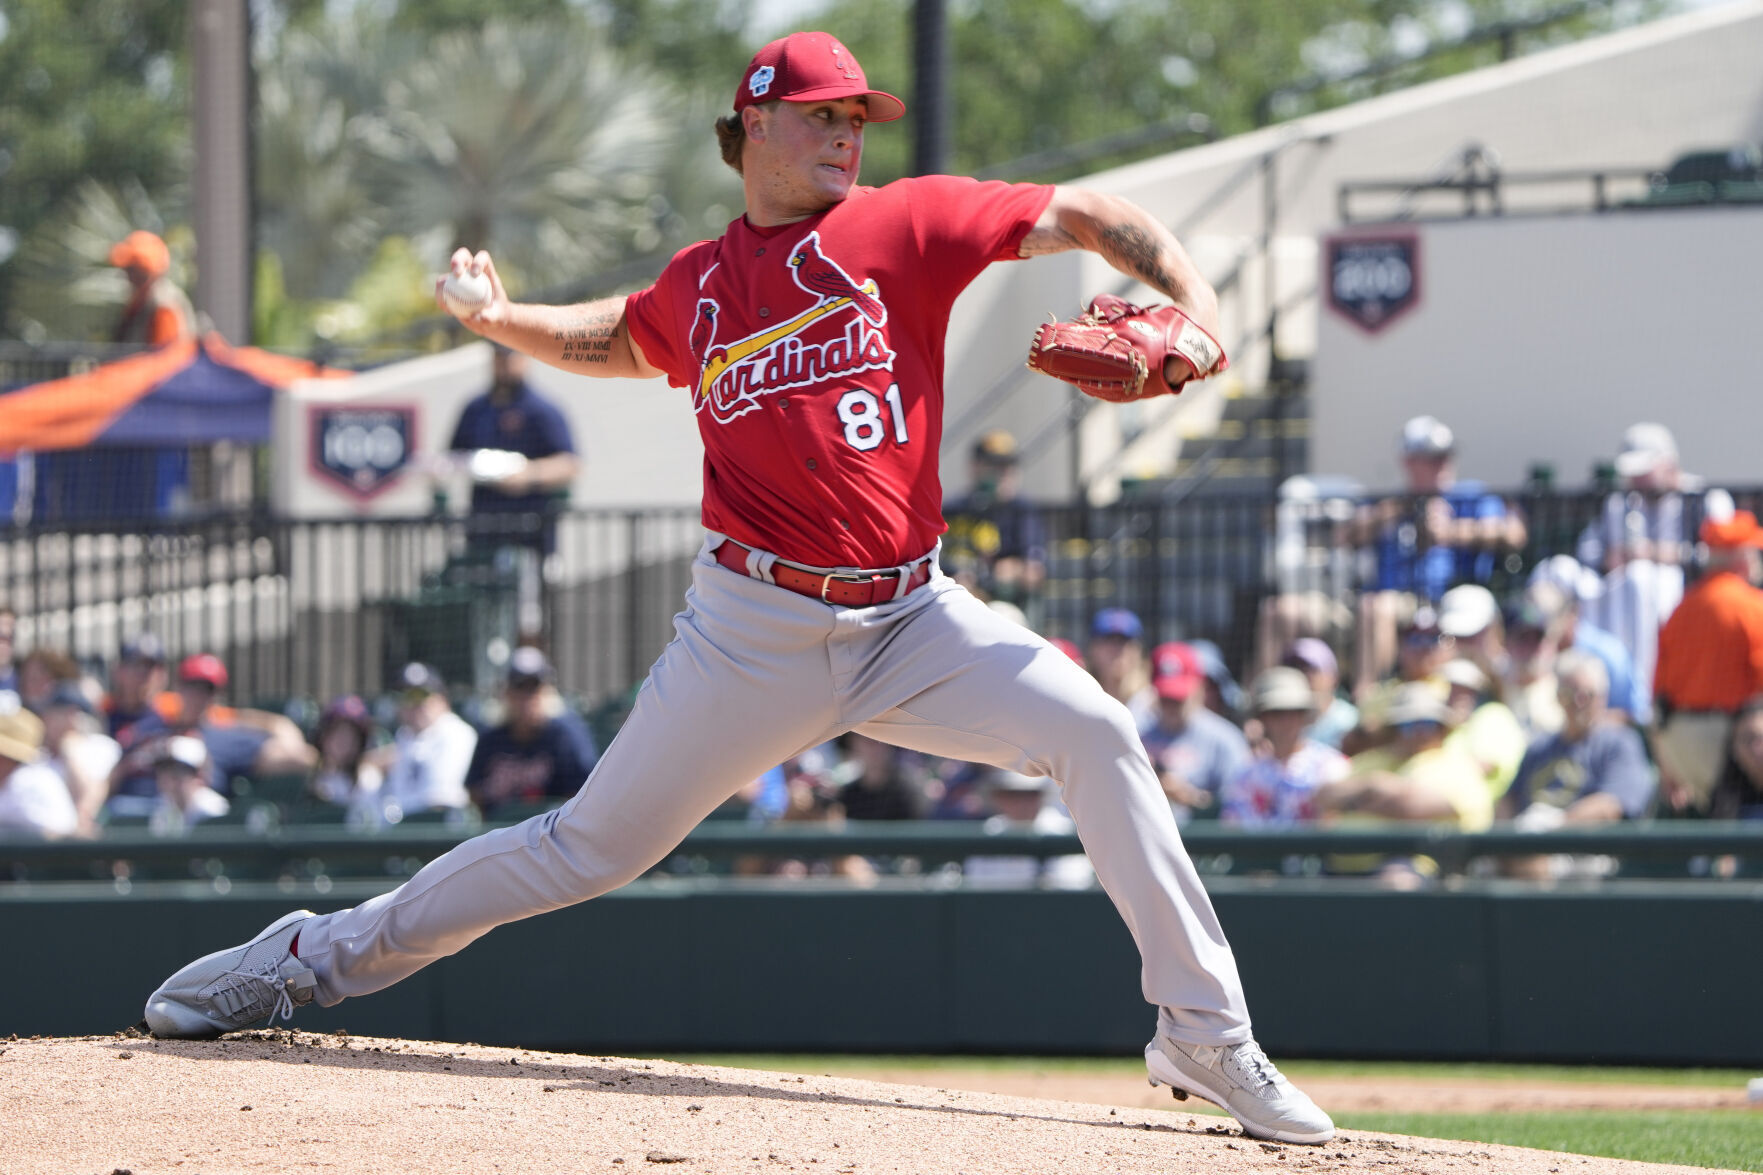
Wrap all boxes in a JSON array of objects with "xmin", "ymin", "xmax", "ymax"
[
  {"xmin": 830, "ymin": 43, "xmax": 860, "ymax": 81},
  {"xmin": 749, "ymin": 65, "xmax": 775, "ymax": 97}
]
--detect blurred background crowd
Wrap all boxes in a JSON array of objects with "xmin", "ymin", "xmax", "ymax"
[{"xmin": 3, "ymin": 409, "xmax": 1758, "ymax": 891}]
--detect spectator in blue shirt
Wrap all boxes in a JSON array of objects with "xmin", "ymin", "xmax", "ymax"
[
  {"xmin": 1344, "ymin": 416, "xmax": 1526, "ymax": 698},
  {"xmin": 464, "ymin": 647, "xmax": 599, "ymax": 819},
  {"xmin": 448, "ymin": 347, "xmax": 580, "ymax": 552}
]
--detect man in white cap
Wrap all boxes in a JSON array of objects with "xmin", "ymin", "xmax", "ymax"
[
  {"xmin": 1342, "ymin": 415, "xmax": 1525, "ymax": 699},
  {"xmin": 1576, "ymin": 422, "xmax": 1704, "ymax": 709}
]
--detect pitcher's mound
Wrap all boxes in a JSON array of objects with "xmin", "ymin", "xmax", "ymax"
[{"xmin": 1, "ymin": 1032, "xmax": 1738, "ymax": 1175}]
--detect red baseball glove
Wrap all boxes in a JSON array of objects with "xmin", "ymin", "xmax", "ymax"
[{"xmin": 1026, "ymin": 294, "xmax": 1228, "ymax": 403}]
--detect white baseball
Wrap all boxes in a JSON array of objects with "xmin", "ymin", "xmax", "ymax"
[{"xmin": 441, "ymin": 270, "xmax": 493, "ymax": 317}]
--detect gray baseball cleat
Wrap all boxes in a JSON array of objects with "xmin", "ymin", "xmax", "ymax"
[
  {"xmin": 1146, "ymin": 1032, "xmax": 1335, "ymax": 1145},
  {"xmin": 144, "ymin": 910, "xmax": 317, "ymax": 1039}
]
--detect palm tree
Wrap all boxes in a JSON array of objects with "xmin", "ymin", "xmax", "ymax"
[
  {"xmin": 363, "ymin": 20, "xmax": 685, "ymax": 289},
  {"xmin": 254, "ymin": 13, "xmax": 711, "ymax": 331}
]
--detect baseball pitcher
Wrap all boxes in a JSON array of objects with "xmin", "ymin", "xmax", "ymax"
[{"xmin": 144, "ymin": 31, "xmax": 1331, "ymax": 1145}]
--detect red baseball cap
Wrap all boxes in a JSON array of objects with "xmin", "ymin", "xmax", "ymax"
[
  {"xmin": 178, "ymin": 653, "xmax": 229, "ymax": 690},
  {"xmin": 1150, "ymin": 641, "xmax": 1204, "ymax": 701},
  {"xmin": 734, "ymin": 32, "xmax": 905, "ymax": 122}
]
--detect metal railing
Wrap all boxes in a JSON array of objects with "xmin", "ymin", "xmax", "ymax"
[
  {"xmin": 3, "ymin": 820, "xmax": 1760, "ymax": 890},
  {"xmin": 3, "ymin": 484, "xmax": 1758, "ymax": 710}
]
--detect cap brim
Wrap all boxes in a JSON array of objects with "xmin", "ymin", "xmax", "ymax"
[
  {"xmin": 1155, "ymin": 677, "xmax": 1201, "ymax": 701},
  {"xmin": 1614, "ymin": 451, "xmax": 1662, "ymax": 478},
  {"xmin": 0, "ymin": 735, "xmax": 39, "ymax": 763},
  {"xmin": 779, "ymin": 85, "xmax": 906, "ymax": 121}
]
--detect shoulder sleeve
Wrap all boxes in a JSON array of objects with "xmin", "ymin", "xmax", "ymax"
[
  {"xmin": 623, "ymin": 242, "xmax": 715, "ymax": 390},
  {"xmin": 1596, "ymin": 727, "xmax": 1655, "ymax": 817},
  {"xmin": 904, "ymin": 175, "xmax": 1055, "ymax": 278}
]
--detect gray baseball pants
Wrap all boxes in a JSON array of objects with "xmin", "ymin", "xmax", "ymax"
[{"xmin": 294, "ymin": 539, "xmax": 1253, "ymax": 1045}]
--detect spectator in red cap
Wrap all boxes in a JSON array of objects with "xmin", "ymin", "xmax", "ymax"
[
  {"xmin": 1651, "ymin": 507, "xmax": 1763, "ymax": 813},
  {"xmin": 1138, "ymin": 641, "xmax": 1250, "ymax": 823},
  {"xmin": 107, "ymin": 652, "xmax": 314, "ymax": 814},
  {"xmin": 109, "ymin": 230, "xmax": 195, "ymax": 348}
]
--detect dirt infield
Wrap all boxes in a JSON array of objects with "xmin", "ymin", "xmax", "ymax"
[{"xmin": 1, "ymin": 1033, "xmax": 1745, "ymax": 1175}]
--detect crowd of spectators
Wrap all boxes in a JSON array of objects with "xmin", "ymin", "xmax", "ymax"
[{"xmin": 1, "ymin": 415, "xmax": 1760, "ymax": 890}]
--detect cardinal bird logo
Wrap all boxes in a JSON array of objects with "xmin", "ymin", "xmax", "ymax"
[
  {"xmin": 787, "ymin": 232, "xmax": 886, "ymax": 326},
  {"xmin": 689, "ymin": 298, "xmax": 719, "ymax": 363}
]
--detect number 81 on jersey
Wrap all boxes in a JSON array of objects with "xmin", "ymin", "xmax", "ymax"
[{"xmin": 836, "ymin": 384, "xmax": 909, "ymax": 452}]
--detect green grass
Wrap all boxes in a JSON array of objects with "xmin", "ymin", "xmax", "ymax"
[
  {"xmin": 678, "ymin": 1054, "xmax": 1756, "ymax": 1088},
  {"xmin": 1333, "ymin": 1110, "xmax": 1763, "ymax": 1173},
  {"xmin": 671, "ymin": 1056, "xmax": 1763, "ymax": 1171}
]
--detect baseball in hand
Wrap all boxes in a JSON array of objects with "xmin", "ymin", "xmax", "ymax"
[{"xmin": 440, "ymin": 270, "xmax": 493, "ymax": 317}]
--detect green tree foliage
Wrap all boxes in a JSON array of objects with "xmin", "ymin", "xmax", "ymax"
[
  {"xmin": 0, "ymin": 0, "xmax": 188, "ymax": 338},
  {"xmin": 802, "ymin": 0, "xmax": 1669, "ymax": 185}
]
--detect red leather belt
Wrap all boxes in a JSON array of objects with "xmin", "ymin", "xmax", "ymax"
[{"xmin": 714, "ymin": 540, "xmax": 932, "ymax": 607}]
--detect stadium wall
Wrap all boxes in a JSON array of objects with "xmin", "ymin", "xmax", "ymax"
[{"xmin": 12, "ymin": 881, "xmax": 1763, "ymax": 1063}]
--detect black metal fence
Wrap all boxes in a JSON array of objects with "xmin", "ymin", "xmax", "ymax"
[{"xmin": 1, "ymin": 485, "xmax": 1754, "ymax": 713}]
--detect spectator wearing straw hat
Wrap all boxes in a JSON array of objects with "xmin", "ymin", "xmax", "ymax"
[
  {"xmin": 1219, "ymin": 668, "xmax": 1348, "ymax": 827},
  {"xmin": 0, "ymin": 701, "xmax": 78, "ymax": 838},
  {"xmin": 1651, "ymin": 508, "xmax": 1763, "ymax": 813}
]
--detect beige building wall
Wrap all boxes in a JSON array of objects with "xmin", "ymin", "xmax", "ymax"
[
  {"xmin": 1311, "ymin": 207, "xmax": 1763, "ymax": 491},
  {"xmin": 939, "ymin": 0, "xmax": 1763, "ymax": 500}
]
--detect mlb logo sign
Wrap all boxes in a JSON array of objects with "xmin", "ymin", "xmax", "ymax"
[
  {"xmin": 1325, "ymin": 234, "xmax": 1421, "ymax": 334},
  {"xmin": 310, "ymin": 405, "xmax": 416, "ymax": 500}
]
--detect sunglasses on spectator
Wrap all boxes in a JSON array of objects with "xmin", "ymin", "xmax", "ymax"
[{"xmin": 1402, "ymin": 630, "xmax": 1449, "ymax": 648}]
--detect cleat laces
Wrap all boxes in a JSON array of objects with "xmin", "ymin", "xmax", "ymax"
[
  {"xmin": 213, "ymin": 964, "xmax": 301, "ymax": 1025},
  {"xmin": 1226, "ymin": 1041, "xmax": 1285, "ymax": 1098}
]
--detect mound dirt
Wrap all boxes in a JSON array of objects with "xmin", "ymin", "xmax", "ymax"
[{"xmin": 0, "ymin": 1033, "xmax": 1743, "ymax": 1175}]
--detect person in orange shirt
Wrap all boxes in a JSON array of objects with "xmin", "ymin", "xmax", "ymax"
[
  {"xmin": 1651, "ymin": 509, "xmax": 1763, "ymax": 813},
  {"xmin": 108, "ymin": 230, "xmax": 196, "ymax": 348}
]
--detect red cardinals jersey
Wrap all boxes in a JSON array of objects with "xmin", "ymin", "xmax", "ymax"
[{"xmin": 625, "ymin": 175, "xmax": 1053, "ymax": 569}]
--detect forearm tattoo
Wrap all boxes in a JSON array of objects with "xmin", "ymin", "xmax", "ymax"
[
  {"xmin": 1018, "ymin": 223, "xmax": 1081, "ymax": 257},
  {"xmin": 555, "ymin": 305, "xmax": 621, "ymax": 366},
  {"xmin": 1098, "ymin": 223, "xmax": 1179, "ymax": 298}
]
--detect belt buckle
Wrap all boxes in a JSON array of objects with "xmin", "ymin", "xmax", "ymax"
[{"xmin": 820, "ymin": 570, "xmax": 886, "ymax": 604}]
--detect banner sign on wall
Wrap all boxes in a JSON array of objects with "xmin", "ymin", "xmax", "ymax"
[
  {"xmin": 1325, "ymin": 234, "xmax": 1421, "ymax": 333},
  {"xmin": 309, "ymin": 405, "xmax": 416, "ymax": 499}
]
